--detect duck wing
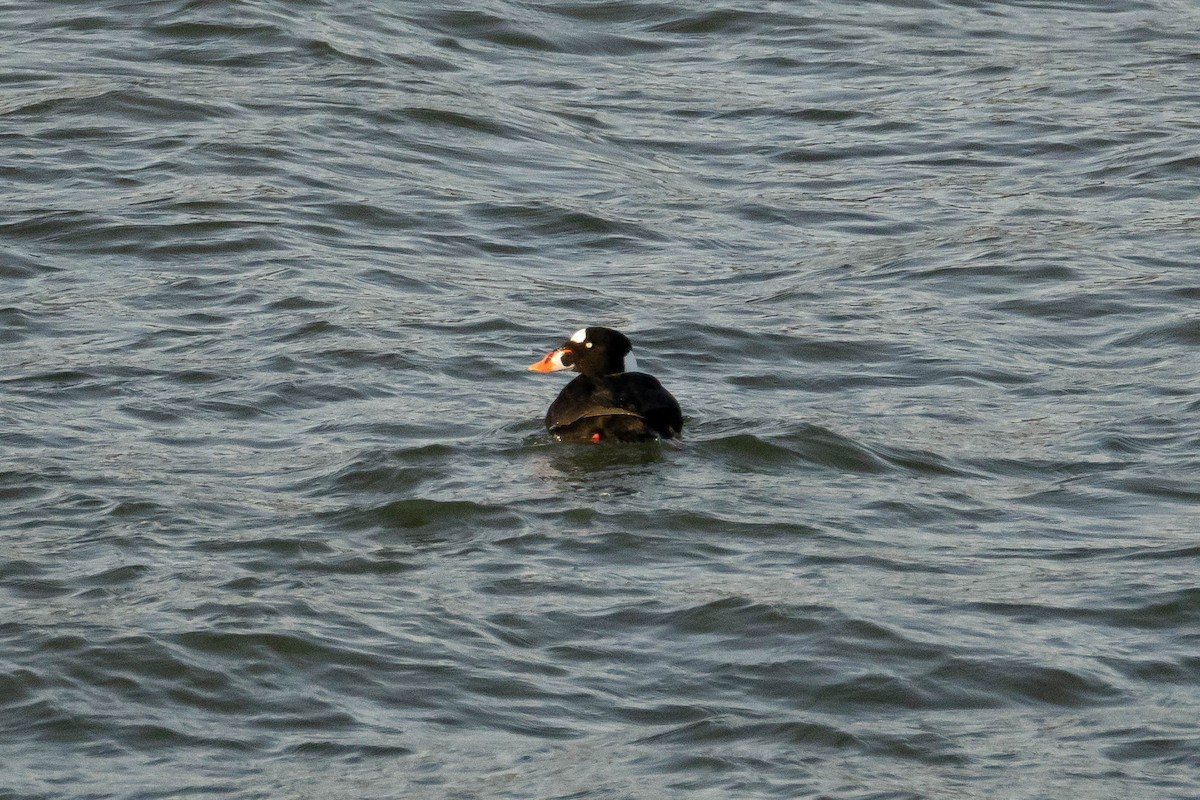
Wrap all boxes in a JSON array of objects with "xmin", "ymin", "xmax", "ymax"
[{"xmin": 545, "ymin": 373, "xmax": 681, "ymax": 439}]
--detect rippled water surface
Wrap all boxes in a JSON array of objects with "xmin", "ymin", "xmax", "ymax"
[{"xmin": 3, "ymin": 1, "xmax": 1199, "ymax": 798}]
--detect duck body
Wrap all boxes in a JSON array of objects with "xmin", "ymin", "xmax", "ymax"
[
  {"xmin": 546, "ymin": 372, "xmax": 682, "ymax": 442},
  {"xmin": 529, "ymin": 327, "xmax": 682, "ymax": 443}
]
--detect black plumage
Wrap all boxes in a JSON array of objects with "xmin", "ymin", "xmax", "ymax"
[{"xmin": 529, "ymin": 327, "xmax": 683, "ymax": 443}]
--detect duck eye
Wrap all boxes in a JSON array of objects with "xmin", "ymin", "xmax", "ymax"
[{"xmin": 585, "ymin": 342, "xmax": 593, "ymax": 348}]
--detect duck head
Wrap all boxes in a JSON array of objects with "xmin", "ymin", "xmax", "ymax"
[{"xmin": 528, "ymin": 327, "xmax": 637, "ymax": 377}]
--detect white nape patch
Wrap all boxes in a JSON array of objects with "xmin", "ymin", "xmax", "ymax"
[
  {"xmin": 624, "ymin": 351, "xmax": 639, "ymax": 373},
  {"xmin": 570, "ymin": 328, "xmax": 588, "ymax": 344}
]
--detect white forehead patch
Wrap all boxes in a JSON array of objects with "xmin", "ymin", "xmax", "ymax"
[{"xmin": 570, "ymin": 328, "xmax": 588, "ymax": 344}]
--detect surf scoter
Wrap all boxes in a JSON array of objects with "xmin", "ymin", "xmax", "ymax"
[{"xmin": 528, "ymin": 327, "xmax": 683, "ymax": 443}]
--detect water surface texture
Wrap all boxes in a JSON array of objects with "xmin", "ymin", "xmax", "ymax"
[{"xmin": 3, "ymin": 1, "xmax": 1199, "ymax": 798}]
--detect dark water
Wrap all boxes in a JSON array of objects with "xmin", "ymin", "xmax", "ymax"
[{"xmin": 3, "ymin": 1, "xmax": 1199, "ymax": 797}]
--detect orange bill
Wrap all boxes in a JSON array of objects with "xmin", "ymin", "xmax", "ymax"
[{"xmin": 528, "ymin": 348, "xmax": 568, "ymax": 372}]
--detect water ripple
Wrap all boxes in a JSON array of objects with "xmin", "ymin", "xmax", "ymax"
[{"xmin": 4, "ymin": 0, "xmax": 1199, "ymax": 797}]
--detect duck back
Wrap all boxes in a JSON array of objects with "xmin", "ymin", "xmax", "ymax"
[{"xmin": 546, "ymin": 372, "xmax": 682, "ymax": 442}]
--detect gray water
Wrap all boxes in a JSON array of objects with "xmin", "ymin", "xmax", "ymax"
[{"xmin": 3, "ymin": 1, "xmax": 1199, "ymax": 798}]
